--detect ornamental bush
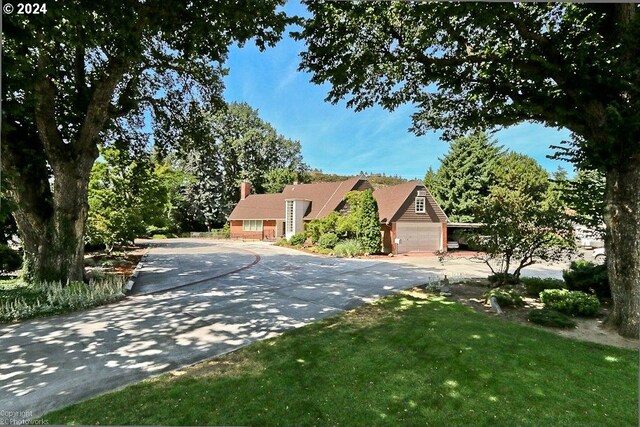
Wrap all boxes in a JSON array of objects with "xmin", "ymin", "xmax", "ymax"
[
  {"xmin": 289, "ymin": 232, "xmax": 307, "ymax": 247},
  {"xmin": 318, "ymin": 233, "xmax": 339, "ymax": 249},
  {"xmin": 521, "ymin": 277, "xmax": 567, "ymax": 297},
  {"xmin": 540, "ymin": 289, "xmax": 600, "ymax": 317},
  {"xmin": 563, "ymin": 260, "xmax": 610, "ymax": 299}
]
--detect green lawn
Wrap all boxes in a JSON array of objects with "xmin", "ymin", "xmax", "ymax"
[{"xmin": 46, "ymin": 291, "xmax": 638, "ymax": 426}]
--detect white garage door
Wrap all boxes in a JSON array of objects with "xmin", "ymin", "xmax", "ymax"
[{"xmin": 396, "ymin": 222, "xmax": 442, "ymax": 253}]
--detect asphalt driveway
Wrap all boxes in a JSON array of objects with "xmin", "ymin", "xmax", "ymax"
[{"xmin": 1, "ymin": 239, "xmax": 449, "ymax": 420}]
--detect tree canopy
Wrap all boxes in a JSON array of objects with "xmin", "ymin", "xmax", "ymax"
[
  {"xmin": 175, "ymin": 102, "xmax": 308, "ymax": 228},
  {"xmin": 297, "ymin": 2, "xmax": 639, "ymax": 337},
  {"xmin": 2, "ymin": 1, "xmax": 291, "ymax": 281}
]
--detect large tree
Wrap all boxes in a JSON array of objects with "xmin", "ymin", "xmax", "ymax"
[
  {"xmin": 297, "ymin": 2, "xmax": 640, "ymax": 337},
  {"xmin": 2, "ymin": 1, "xmax": 290, "ymax": 282},
  {"xmin": 426, "ymin": 132, "xmax": 503, "ymax": 222},
  {"xmin": 175, "ymin": 102, "xmax": 308, "ymax": 227}
]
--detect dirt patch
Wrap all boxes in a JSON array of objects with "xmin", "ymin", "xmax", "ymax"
[
  {"xmin": 440, "ymin": 281, "xmax": 639, "ymax": 350},
  {"xmin": 172, "ymin": 351, "xmax": 263, "ymax": 380},
  {"xmin": 85, "ymin": 245, "xmax": 145, "ymax": 280}
]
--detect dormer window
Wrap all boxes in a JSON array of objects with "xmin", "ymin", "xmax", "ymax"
[{"xmin": 415, "ymin": 197, "xmax": 426, "ymax": 213}]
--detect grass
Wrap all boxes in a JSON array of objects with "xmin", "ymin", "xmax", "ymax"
[
  {"xmin": 45, "ymin": 292, "xmax": 638, "ymax": 426},
  {"xmin": 0, "ymin": 276, "xmax": 125, "ymax": 322}
]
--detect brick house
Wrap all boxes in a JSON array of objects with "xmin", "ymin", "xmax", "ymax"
[{"xmin": 227, "ymin": 177, "xmax": 448, "ymax": 254}]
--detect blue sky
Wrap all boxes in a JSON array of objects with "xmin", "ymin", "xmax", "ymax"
[{"xmin": 222, "ymin": 1, "xmax": 573, "ymax": 180}]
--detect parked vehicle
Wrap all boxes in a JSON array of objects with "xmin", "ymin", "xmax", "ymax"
[{"xmin": 593, "ymin": 247, "xmax": 606, "ymax": 265}]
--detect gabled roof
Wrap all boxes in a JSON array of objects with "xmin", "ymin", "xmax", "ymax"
[
  {"xmin": 227, "ymin": 193, "xmax": 286, "ymax": 220},
  {"xmin": 374, "ymin": 180, "xmax": 448, "ymax": 224},
  {"xmin": 227, "ymin": 176, "xmax": 367, "ymax": 221}
]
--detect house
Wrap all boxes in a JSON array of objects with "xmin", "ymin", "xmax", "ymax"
[
  {"xmin": 228, "ymin": 177, "xmax": 372, "ymax": 241},
  {"xmin": 227, "ymin": 177, "xmax": 448, "ymax": 254},
  {"xmin": 374, "ymin": 181, "xmax": 448, "ymax": 253}
]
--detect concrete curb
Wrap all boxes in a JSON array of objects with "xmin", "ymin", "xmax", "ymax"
[{"xmin": 125, "ymin": 248, "xmax": 149, "ymax": 293}]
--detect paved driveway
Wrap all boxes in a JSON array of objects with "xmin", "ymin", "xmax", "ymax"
[
  {"xmin": 1, "ymin": 239, "xmax": 450, "ymax": 420},
  {"xmin": 0, "ymin": 239, "xmax": 571, "ymax": 420}
]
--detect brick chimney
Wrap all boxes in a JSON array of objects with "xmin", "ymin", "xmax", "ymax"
[{"xmin": 240, "ymin": 181, "xmax": 251, "ymax": 200}]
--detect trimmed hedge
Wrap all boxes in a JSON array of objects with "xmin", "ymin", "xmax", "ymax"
[
  {"xmin": 540, "ymin": 289, "xmax": 600, "ymax": 317},
  {"xmin": 520, "ymin": 277, "xmax": 566, "ymax": 297},
  {"xmin": 528, "ymin": 308, "xmax": 577, "ymax": 329}
]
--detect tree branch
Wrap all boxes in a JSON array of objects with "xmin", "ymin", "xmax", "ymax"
[{"xmin": 34, "ymin": 53, "xmax": 69, "ymax": 164}]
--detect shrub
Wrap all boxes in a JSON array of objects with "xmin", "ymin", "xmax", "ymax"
[
  {"xmin": 483, "ymin": 287, "xmax": 523, "ymax": 307},
  {"xmin": 333, "ymin": 239, "xmax": 364, "ymax": 258},
  {"xmin": 318, "ymin": 233, "xmax": 339, "ymax": 249},
  {"xmin": 306, "ymin": 212, "xmax": 340, "ymax": 243},
  {"xmin": 152, "ymin": 234, "xmax": 168, "ymax": 239},
  {"xmin": 521, "ymin": 277, "xmax": 566, "ymax": 297},
  {"xmin": 540, "ymin": 289, "xmax": 600, "ymax": 317},
  {"xmin": 487, "ymin": 273, "xmax": 519, "ymax": 286},
  {"xmin": 528, "ymin": 308, "xmax": 577, "ymax": 329},
  {"xmin": 563, "ymin": 260, "xmax": 610, "ymax": 299},
  {"xmin": 288, "ymin": 232, "xmax": 307, "ymax": 247},
  {"xmin": 0, "ymin": 245, "xmax": 22, "ymax": 272}
]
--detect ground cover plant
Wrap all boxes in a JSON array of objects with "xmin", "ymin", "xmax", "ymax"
[
  {"xmin": 333, "ymin": 239, "xmax": 364, "ymax": 257},
  {"xmin": 528, "ymin": 308, "xmax": 577, "ymax": 329},
  {"xmin": 45, "ymin": 292, "xmax": 638, "ymax": 426},
  {"xmin": 0, "ymin": 276, "xmax": 125, "ymax": 322}
]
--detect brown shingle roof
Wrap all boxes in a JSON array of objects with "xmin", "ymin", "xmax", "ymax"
[
  {"xmin": 227, "ymin": 193, "xmax": 286, "ymax": 220},
  {"xmin": 227, "ymin": 177, "xmax": 366, "ymax": 220},
  {"xmin": 374, "ymin": 181, "xmax": 448, "ymax": 223}
]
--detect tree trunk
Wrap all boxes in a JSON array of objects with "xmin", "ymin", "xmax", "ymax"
[
  {"xmin": 603, "ymin": 159, "xmax": 640, "ymax": 338},
  {"xmin": 12, "ymin": 158, "xmax": 96, "ymax": 283}
]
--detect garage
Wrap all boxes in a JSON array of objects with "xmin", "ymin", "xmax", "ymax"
[{"xmin": 395, "ymin": 222, "xmax": 443, "ymax": 253}]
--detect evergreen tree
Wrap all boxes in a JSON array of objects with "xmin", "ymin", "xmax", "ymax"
[
  {"xmin": 423, "ymin": 167, "xmax": 436, "ymax": 191},
  {"xmin": 429, "ymin": 132, "xmax": 503, "ymax": 222},
  {"xmin": 339, "ymin": 190, "xmax": 382, "ymax": 254},
  {"xmin": 359, "ymin": 190, "xmax": 382, "ymax": 255}
]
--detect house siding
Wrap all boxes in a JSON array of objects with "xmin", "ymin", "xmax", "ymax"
[
  {"xmin": 230, "ymin": 220, "xmax": 277, "ymax": 240},
  {"xmin": 393, "ymin": 187, "xmax": 444, "ymax": 223}
]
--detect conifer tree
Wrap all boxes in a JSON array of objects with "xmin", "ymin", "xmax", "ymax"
[{"xmin": 429, "ymin": 132, "xmax": 503, "ymax": 222}]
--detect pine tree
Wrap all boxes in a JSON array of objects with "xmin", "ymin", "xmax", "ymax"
[{"xmin": 429, "ymin": 132, "xmax": 503, "ymax": 222}]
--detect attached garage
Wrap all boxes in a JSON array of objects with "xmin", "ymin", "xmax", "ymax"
[
  {"xmin": 395, "ymin": 222, "xmax": 443, "ymax": 253},
  {"xmin": 374, "ymin": 181, "xmax": 449, "ymax": 254}
]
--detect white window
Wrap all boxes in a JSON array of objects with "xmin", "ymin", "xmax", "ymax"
[
  {"xmin": 415, "ymin": 197, "xmax": 426, "ymax": 213},
  {"xmin": 243, "ymin": 220, "xmax": 263, "ymax": 231},
  {"xmin": 286, "ymin": 200, "xmax": 294, "ymax": 233}
]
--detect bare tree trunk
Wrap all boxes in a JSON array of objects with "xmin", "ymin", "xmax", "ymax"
[{"xmin": 603, "ymin": 159, "xmax": 640, "ymax": 338}]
